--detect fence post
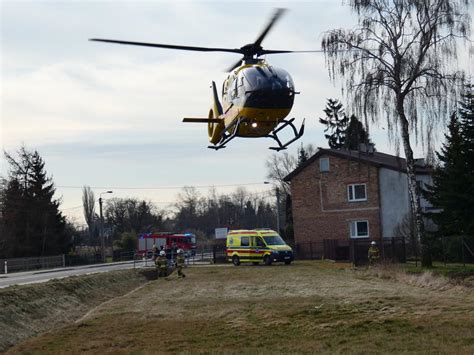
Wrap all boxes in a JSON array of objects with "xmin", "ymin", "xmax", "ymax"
[
  {"xmin": 462, "ymin": 236, "xmax": 465, "ymax": 267},
  {"xmin": 391, "ymin": 238, "xmax": 395, "ymax": 262},
  {"xmin": 401, "ymin": 237, "xmax": 406, "ymax": 263},
  {"xmin": 62, "ymin": 254, "xmax": 66, "ymax": 267},
  {"xmin": 350, "ymin": 239, "xmax": 355, "ymax": 266},
  {"xmin": 4, "ymin": 261, "xmax": 7, "ymax": 274},
  {"xmin": 442, "ymin": 236, "xmax": 447, "ymax": 266},
  {"xmin": 413, "ymin": 235, "xmax": 418, "ymax": 267}
]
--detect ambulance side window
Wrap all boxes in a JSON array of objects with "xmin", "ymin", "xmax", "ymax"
[
  {"xmin": 256, "ymin": 237, "xmax": 265, "ymax": 247},
  {"xmin": 241, "ymin": 237, "xmax": 249, "ymax": 247}
]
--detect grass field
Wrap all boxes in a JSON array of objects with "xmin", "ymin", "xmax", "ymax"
[{"xmin": 7, "ymin": 261, "xmax": 474, "ymax": 354}]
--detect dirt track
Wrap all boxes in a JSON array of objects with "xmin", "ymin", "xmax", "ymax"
[{"xmin": 6, "ymin": 261, "xmax": 474, "ymax": 354}]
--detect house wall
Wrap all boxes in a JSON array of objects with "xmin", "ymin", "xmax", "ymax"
[
  {"xmin": 379, "ymin": 168, "xmax": 410, "ymax": 238},
  {"xmin": 291, "ymin": 154, "xmax": 381, "ymax": 257},
  {"xmin": 379, "ymin": 169, "xmax": 434, "ymax": 238},
  {"xmin": 417, "ymin": 174, "xmax": 433, "ymax": 210}
]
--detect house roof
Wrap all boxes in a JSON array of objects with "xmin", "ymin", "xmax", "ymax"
[{"xmin": 284, "ymin": 148, "xmax": 432, "ymax": 182}]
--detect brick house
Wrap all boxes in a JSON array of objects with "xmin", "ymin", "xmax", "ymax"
[{"xmin": 284, "ymin": 148, "xmax": 432, "ymax": 259}]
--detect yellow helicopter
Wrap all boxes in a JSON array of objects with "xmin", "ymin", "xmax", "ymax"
[{"xmin": 90, "ymin": 8, "xmax": 321, "ymax": 151}]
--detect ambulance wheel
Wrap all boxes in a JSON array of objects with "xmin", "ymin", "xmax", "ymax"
[
  {"xmin": 263, "ymin": 255, "xmax": 272, "ymax": 266},
  {"xmin": 232, "ymin": 255, "xmax": 240, "ymax": 266},
  {"xmin": 284, "ymin": 260, "xmax": 292, "ymax": 265},
  {"xmin": 252, "ymin": 262, "xmax": 259, "ymax": 265}
]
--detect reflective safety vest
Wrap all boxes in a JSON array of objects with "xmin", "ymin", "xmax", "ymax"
[
  {"xmin": 155, "ymin": 256, "xmax": 167, "ymax": 269},
  {"xmin": 176, "ymin": 255, "xmax": 185, "ymax": 267}
]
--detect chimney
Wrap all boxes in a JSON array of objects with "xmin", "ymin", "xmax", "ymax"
[
  {"xmin": 359, "ymin": 143, "xmax": 375, "ymax": 154},
  {"xmin": 414, "ymin": 158, "xmax": 425, "ymax": 166}
]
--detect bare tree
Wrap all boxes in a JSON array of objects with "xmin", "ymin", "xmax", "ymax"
[
  {"xmin": 265, "ymin": 144, "xmax": 316, "ymax": 195},
  {"xmin": 322, "ymin": 0, "xmax": 470, "ymax": 267}
]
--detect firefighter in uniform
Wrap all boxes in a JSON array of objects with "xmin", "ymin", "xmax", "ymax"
[
  {"xmin": 155, "ymin": 250, "xmax": 168, "ymax": 277},
  {"xmin": 368, "ymin": 241, "xmax": 380, "ymax": 265},
  {"xmin": 165, "ymin": 249, "xmax": 186, "ymax": 279},
  {"xmin": 152, "ymin": 244, "xmax": 158, "ymax": 261},
  {"xmin": 175, "ymin": 249, "xmax": 186, "ymax": 278}
]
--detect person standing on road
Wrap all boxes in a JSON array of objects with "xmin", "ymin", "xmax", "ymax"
[{"xmin": 368, "ymin": 241, "xmax": 380, "ymax": 265}]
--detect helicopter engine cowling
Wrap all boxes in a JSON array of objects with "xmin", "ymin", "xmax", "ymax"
[{"xmin": 207, "ymin": 108, "xmax": 224, "ymax": 145}]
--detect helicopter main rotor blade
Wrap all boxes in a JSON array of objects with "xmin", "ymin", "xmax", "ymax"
[
  {"xmin": 260, "ymin": 49, "xmax": 325, "ymax": 55},
  {"xmin": 89, "ymin": 38, "xmax": 244, "ymax": 54},
  {"xmin": 253, "ymin": 8, "xmax": 287, "ymax": 48}
]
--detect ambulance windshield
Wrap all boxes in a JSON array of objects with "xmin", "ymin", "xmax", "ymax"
[{"xmin": 263, "ymin": 235, "xmax": 286, "ymax": 245}]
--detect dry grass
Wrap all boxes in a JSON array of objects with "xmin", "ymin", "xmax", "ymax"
[
  {"xmin": 0, "ymin": 269, "xmax": 153, "ymax": 352},
  {"xmin": 7, "ymin": 261, "xmax": 474, "ymax": 354}
]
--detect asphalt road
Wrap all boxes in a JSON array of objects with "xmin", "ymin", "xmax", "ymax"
[
  {"xmin": 0, "ymin": 254, "xmax": 215, "ymax": 289},
  {"xmin": 0, "ymin": 260, "xmax": 146, "ymax": 289}
]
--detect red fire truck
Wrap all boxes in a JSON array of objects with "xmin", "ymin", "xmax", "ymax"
[{"xmin": 137, "ymin": 232, "xmax": 196, "ymax": 258}]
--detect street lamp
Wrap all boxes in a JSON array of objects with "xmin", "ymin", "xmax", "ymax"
[
  {"xmin": 99, "ymin": 190, "xmax": 113, "ymax": 262},
  {"xmin": 264, "ymin": 182, "xmax": 280, "ymax": 233}
]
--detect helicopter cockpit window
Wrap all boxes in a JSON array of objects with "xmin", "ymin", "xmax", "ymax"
[
  {"xmin": 243, "ymin": 69, "xmax": 269, "ymax": 90},
  {"xmin": 242, "ymin": 66, "xmax": 295, "ymax": 92},
  {"xmin": 272, "ymin": 68, "xmax": 295, "ymax": 91},
  {"xmin": 232, "ymin": 78, "xmax": 238, "ymax": 98},
  {"xmin": 226, "ymin": 74, "xmax": 238, "ymax": 99},
  {"xmin": 222, "ymin": 79, "xmax": 228, "ymax": 97}
]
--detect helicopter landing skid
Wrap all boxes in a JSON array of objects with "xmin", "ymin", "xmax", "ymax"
[
  {"xmin": 208, "ymin": 117, "xmax": 305, "ymax": 151},
  {"xmin": 267, "ymin": 118, "xmax": 305, "ymax": 151}
]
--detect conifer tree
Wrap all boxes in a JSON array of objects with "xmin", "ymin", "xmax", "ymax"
[
  {"xmin": 343, "ymin": 115, "xmax": 374, "ymax": 151},
  {"xmin": 297, "ymin": 144, "xmax": 309, "ymax": 167},
  {"xmin": 319, "ymin": 98, "xmax": 349, "ymax": 149},
  {"xmin": 2, "ymin": 147, "xmax": 69, "ymax": 257},
  {"xmin": 458, "ymin": 84, "xmax": 474, "ymax": 235},
  {"xmin": 425, "ymin": 113, "xmax": 466, "ymax": 236}
]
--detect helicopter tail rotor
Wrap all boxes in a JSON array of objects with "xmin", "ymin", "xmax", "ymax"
[
  {"xmin": 208, "ymin": 109, "xmax": 225, "ymax": 145},
  {"xmin": 208, "ymin": 81, "xmax": 224, "ymax": 144}
]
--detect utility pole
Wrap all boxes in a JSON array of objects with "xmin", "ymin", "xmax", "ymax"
[
  {"xmin": 99, "ymin": 191, "xmax": 113, "ymax": 263},
  {"xmin": 264, "ymin": 182, "xmax": 281, "ymax": 234},
  {"xmin": 275, "ymin": 186, "xmax": 281, "ymax": 234}
]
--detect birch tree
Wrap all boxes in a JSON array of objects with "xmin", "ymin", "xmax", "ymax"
[{"xmin": 322, "ymin": 0, "xmax": 471, "ymax": 267}]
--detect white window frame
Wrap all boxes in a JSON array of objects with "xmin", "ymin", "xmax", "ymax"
[
  {"xmin": 319, "ymin": 158, "xmax": 329, "ymax": 172},
  {"xmin": 349, "ymin": 220, "xmax": 369, "ymax": 238},
  {"xmin": 347, "ymin": 183, "xmax": 367, "ymax": 202}
]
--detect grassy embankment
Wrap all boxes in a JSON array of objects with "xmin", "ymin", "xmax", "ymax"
[
  {"xmin": 0, "ymin": 269, "xmax": 154, "ymax": 352},
  {"xmin": 6, "ymin": 261, "xmax": 474, "ymax": 354},
  {"xmin": 404, "ymin": 260, "xmax": 474, "ymax": 278}
]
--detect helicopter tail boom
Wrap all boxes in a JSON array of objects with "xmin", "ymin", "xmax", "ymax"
[{"xmin": 182, "ymin": 118, "xmax": 221, "ymax": 123}]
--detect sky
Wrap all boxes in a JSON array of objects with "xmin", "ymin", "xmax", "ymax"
[{"xmin": 1, "ymin": 0, "xmax": 472, "ymax": 226}]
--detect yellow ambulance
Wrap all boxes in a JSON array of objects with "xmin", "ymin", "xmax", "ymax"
[{"xmin": 226, "ymin": 229, "xmax": 294, "ymax": 266}]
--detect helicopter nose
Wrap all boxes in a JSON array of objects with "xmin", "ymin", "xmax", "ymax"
[{"xmin": 245, "ymin": 88, "xmax": 294, "ymax": 110}]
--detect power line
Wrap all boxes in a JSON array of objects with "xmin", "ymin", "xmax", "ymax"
[{"xmin": 55, "ymin": 182, "xmax": 267, "ymax": 190}]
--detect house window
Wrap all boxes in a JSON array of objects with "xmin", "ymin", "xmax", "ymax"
[
  {"xmin": 320, "ymin": 158, "xmax": 329, "ymax": 172},
  {"xmin": 347, "ymin": 183, "xmax": 367, "ymax": 201},
  {"xmin": 350, "ymin": 220, "xmax": 369, "ymax": 238}
]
